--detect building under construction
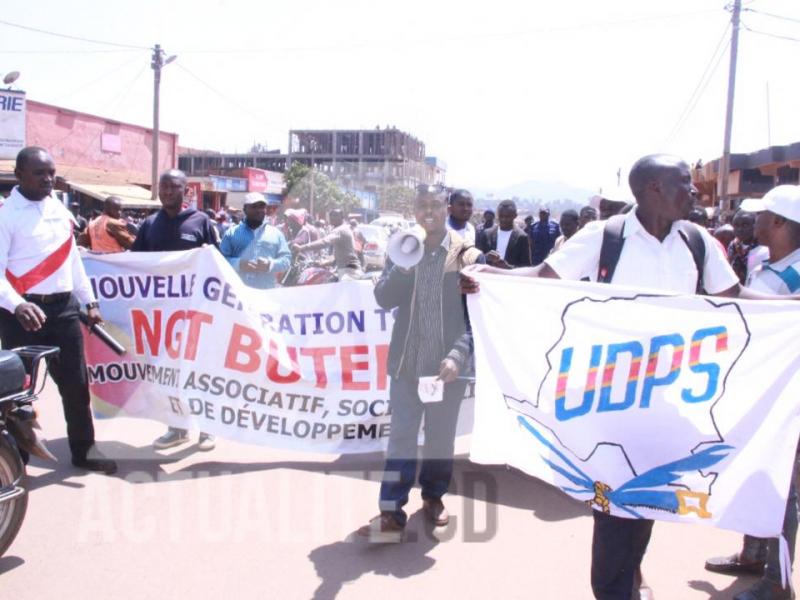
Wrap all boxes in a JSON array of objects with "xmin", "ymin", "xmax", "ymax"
[{"xmin": 286, "ymin": 127, "xmax": 444, "ymax": 190}]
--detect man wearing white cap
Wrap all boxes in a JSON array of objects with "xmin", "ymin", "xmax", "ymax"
[
  {"xmin": 705, "ymin": 184, "xmax": 800, "ymax": 600},
  {"xmin": 220, "ymin": 192, "xmax": 291, "ymax": 289}
]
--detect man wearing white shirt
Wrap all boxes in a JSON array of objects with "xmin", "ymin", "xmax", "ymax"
[
  {"xmin": 0, "ymin": 147, "xmax": 116, "ymax": 475},
  {"xmin": 461, "ymin": 155, "xmax": 799, "ymax": 600},
  {"xmin": 705, "ymin": 185, "xmax": 800, "ymax": 600},
  {"xmin": 476, "ymin": 200, "xmax": 531, "ymax": 268},
  {"xmin": 446, "ymin": 188, "xmax": 476, "ymax": 245}
]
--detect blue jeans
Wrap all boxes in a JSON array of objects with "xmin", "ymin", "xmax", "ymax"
[{"xmin": 378, "ymin": 375, "xmax": 466, "ymax": 526}]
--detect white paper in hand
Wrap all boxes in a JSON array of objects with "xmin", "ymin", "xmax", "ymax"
[{"xmin": 418, "ymin": 376, "xmax": 443, "ymax": 403}]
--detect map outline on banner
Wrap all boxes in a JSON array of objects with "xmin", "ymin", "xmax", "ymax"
[{"xmin": 502, "ymin": 292, "xmax": 752, "ymax": 519}]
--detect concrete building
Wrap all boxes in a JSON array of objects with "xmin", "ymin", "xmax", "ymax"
[
  {"xmin": 287, "ymin": 127, "xmax": 444, "ymax": 190},
  {"xmin": 0, "ymin": 97, "xmax": 178, "ymax": 211},
  {"xmin": 695, "ymin": 142, "xmax": 800, "ymax": 210},
  {"xmin": 178, "ymin": 127, "xmax": 446, "ymax": 203},
  {"xmin": 178, "ymin": 147, "xmax": 286, "ymax": 175}
]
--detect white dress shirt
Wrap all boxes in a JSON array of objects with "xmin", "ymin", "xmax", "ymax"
[
  {"xmin": 545, "ymin": 209, "xmax": 739, "ymax": 294},
  {"xmin": 0, "ymin": 186, "xmax": 96, "ymax": 312},
  {"xmin": 496, "ymin": 228, "xmax": 512, "ymax": 260}
]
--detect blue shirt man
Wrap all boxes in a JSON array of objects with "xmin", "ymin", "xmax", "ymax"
[
  {"xmin": 220, "ymin": 193, "xmax": 291, "ymax": 289},
  {"xmin": 528, "ymin": 207, "xmax": 561, "ymax": 265}
]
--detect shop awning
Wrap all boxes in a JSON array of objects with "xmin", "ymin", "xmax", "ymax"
[{"xmin": 68, "ymin": 182, "xmax": 161, "ymax": 209}]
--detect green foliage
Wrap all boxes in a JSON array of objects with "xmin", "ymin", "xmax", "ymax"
[
  {"xmin": 284, "ymin": 162, "xmax": 360, "ymax": 219},
  {"xmin": 377, "ymin": 185, "xmax": 415, "ymax": 216}
]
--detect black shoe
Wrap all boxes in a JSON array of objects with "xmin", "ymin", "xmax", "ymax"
[
  {"xmin": 705, "ymin": 552, "xmax": 766, "ymax": 575},
  {"xmin": 72, "ymin": 457, "xmax": 118, "ymax": 475}
]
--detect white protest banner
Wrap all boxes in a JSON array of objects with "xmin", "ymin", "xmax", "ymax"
[
  {"xmin": 0, "ymin": 90, "xmax": 25, "ymax": 160},
  {"xmin": 83, "ymin": 247, "xmax": 401, "ymax": 454},
  {"xmin": 467, "ymin": 272, "xmax": 800, "ymax": 538}
]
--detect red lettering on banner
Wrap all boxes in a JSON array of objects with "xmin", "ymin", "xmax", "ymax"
[
  {"xmin": 341, "ymin": 345, "xmax": 370, "ymax": 391},
  {"xmin": 132, "ymin": 309, "xmax": 162, "ymax": 356},
  {"xmin": 299, "ymin": 346, "xmax": 337, "ymax": 388},
  {"xmin": 183, "ymin": 311, "xmax": 214, "ymax": 360},
  {"xmin": 225, "ymin": 324, "xmax": 262, "ymax": 372},
  {"xmin": 165, "ymin": 310, "xmax": 187, "ymax": 359},
  {"xmin": 132, "ymin": 309, "xmax": 213, "ymax": 360},
  {"xmin": 376, "ymin": 344, "xmax": 389, "ymax": 391},
  {"xmin": 267, "ymin": 340, "xmax": 302, "ymax": 384}
]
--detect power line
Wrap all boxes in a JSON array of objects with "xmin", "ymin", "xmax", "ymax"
[
  {"xmin": 740, "ymin": 20, "xmax": 800, "ymax": 42},
  {"xmin": 59, "ymin": 54, "xmax": 145, "ymax": 102},
  {"xmin": 0, "ymin": 48, "xmax": 140, "ymax": 55},
  {"xmin": 172, "ymin": 61, "xmax": 271, "ymax": 126},
  {"xmin": 0, "ymin": 18, "xmax": 149, "ymax": 50},
  {"xmin": 174, "ymin": 7, "xmax": 722, "ymax": 54},
  {"xmin": 743, "ymin": 8, "xmax": 800, "ymax": 25},
  {"xmin": 664, "ymin": 23, "xmax": 732, "ymax": 145},
  {"xmin": 58, "ymin": 64, "xmax": 150, "ymax": 182}
]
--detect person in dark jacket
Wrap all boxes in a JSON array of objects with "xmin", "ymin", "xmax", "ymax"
[
  {"xmin": 477, "ymin": 199, "xmax": 531, "ymax": 268},
  {"xmin": 356, "ymin": 184, "xmax": 483, "ymax": 542},
  {"xmin": 131, "ymin": 169, "xmax": 219, "ymax": 452}
]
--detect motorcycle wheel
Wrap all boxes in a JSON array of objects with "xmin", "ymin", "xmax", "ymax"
[{"xmin": 0, "ymin": 442, "xmax": 27, "ymax": 557}]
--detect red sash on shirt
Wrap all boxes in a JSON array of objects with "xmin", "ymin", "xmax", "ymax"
[{"xmin": 5, "ymin": 233, "xmax": 74, "ymax": 295}]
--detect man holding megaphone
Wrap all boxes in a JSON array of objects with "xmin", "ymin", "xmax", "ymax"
[{"xmin": 356, "ymin": 184, "xmax": 484, "ymax": 542}]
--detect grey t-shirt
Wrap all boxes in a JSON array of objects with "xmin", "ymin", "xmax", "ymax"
[{"xmin": 323, "ymin": 224, "xmax": 361, "ymax": 269}]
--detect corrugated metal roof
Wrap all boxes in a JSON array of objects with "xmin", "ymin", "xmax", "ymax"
[{"xmin": 68, "ymin": 181, "xmax": 161, "ymax": 209}]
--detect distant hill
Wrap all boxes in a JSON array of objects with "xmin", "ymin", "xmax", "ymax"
[
  {"xmin": 469, "ymin": 180, "xmax": 597, "ymax": 216},
  {"xmin": 470, "ymin": 180, "xmax": 596, "ymax": 203}
]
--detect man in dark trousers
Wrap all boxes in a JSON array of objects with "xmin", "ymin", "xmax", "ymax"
[
  {"xmin": 0, "ymin": 147, "xmax": 116, "ymax": 474},
  {"xmin": 132, "ymin": 169, "xmax": 218, "ymax": 451},
  {"xmin": 477, "ymin": 199, "xmax": 531, "ymax": 268},
  {"xmin": 356, "ymin": 184, "xmax": 483, "ymax": 542},
  {"xmin": 461, "ymin": 154, "xmax": 798, "ymax": 600}
]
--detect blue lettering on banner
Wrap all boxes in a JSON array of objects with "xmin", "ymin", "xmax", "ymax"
[{"xmin": 554, "ymin": 325, "xmax": 728, "ymax": 421}]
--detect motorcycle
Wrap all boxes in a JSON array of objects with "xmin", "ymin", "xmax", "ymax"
[
  {"xmin": 0, "ymin": 345, "xmax": 58, "ymax": 557},
  {"xmin": 281, "ymin": 255, "xmax": 339, "ymax": 287}
]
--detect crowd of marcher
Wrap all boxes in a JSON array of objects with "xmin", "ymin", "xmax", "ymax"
[{"xmin": 2, "ymin": 146, "xmax": 800, "ymax": 600}]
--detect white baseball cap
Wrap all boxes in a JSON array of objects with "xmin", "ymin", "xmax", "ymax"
[
  {"xmin": 739, "ymin": 185, "xmax": 800, "ymax": 224},
  {"xmin": 243, "ymin": 192, "xmax": 267, "ymax": 206}
]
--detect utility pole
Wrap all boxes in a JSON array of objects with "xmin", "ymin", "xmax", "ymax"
[
  {"xmin": 150, "ymin": 45, "xmax": 177, "ymax": 200},
  {"xmin": 718, "ymin": 0, "xmax": 741, "ymax": 213},
  {"xmin": 150, "ymin": 44, "xmax": 163, "ymax": 200}
]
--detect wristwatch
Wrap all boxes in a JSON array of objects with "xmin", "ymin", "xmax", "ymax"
[{"xmin": 85, "ymin": 301, "xmax": 100, "ymax": 310}]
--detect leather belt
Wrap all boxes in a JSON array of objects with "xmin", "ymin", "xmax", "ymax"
[{"xmin": 23, "ymin": 292, "xmax": 72, "ymax": 304}]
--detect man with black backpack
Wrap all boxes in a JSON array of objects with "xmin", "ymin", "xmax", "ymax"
[{"xmin": 460, "ymin": 154, "xmax": 799, "ymax": 600}]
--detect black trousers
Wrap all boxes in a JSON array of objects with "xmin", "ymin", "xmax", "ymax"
[
  {"xmin": 0, "ymin": 294, "xmax": 95, "ymax": 461},
  {"xmin": 591, "ymin": 511, "xmax": 654, "ymax": 600}
]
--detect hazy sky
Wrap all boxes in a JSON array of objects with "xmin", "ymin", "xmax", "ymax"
[{"xmin": 2, "ymin": 0, "xmax": 799, "ymax": 192}]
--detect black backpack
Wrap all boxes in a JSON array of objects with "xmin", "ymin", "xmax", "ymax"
[{"xmin": 596, "ymin": 215, "xmax": 707, "ymax": 294}]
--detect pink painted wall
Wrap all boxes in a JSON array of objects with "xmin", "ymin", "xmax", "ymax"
[{"xmin": 26, "ymin": 100, "xmax": 178, "ymax": 184}]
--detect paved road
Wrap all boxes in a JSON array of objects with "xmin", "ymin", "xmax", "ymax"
[{"xmin": 0, "ymin": 381, "xmax": 791, "ymax": 599}]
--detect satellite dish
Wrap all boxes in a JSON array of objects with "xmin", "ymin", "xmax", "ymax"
[{"xmin": 3, "ymin": 71, "xmax": 20, "ymax": 85}]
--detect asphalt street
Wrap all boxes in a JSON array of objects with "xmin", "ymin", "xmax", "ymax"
[{"xmin": 0, "ymin": 380, "xmax": 792, "ymax": 600}]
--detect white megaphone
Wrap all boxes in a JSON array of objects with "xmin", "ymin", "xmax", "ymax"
[{"xmin": 387, "ymin": 226, "xmax": 426, "ymax": 269}]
